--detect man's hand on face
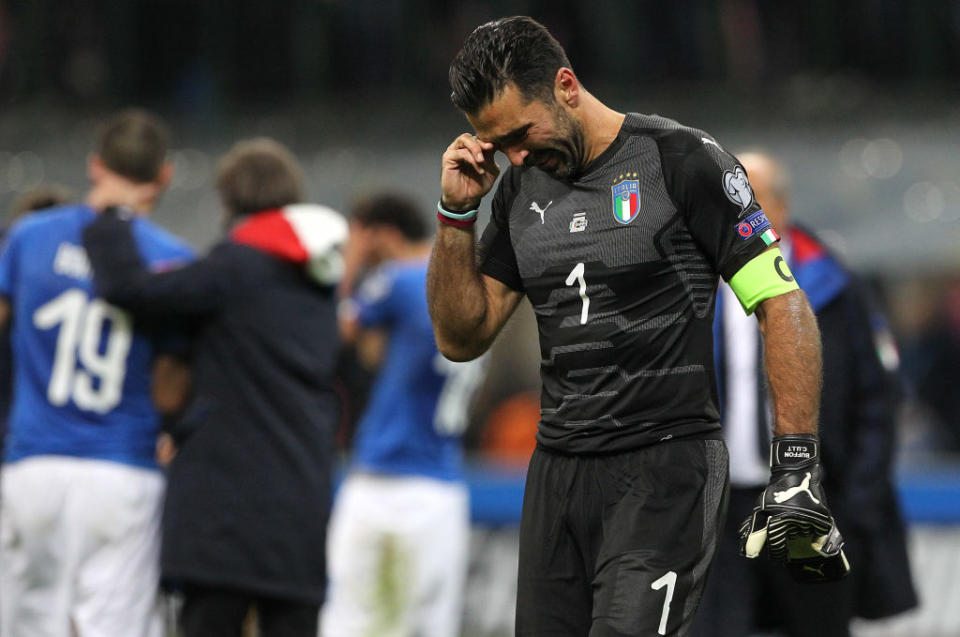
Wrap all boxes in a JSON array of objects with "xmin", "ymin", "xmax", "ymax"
[{"xmin": 441, "ymin": 133, "xmax": 499, "ymax": 212}]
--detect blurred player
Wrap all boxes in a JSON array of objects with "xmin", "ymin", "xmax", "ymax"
[
  {"xmin": 0, "ymin": 184, "xmax": 76, "ymax": 456},
  {"xmin": 82, "ymin": 138, "xmax": 346, "ymax": 637},
  {"xmin": 429, "ymin": 16, "xmax": 847, "ymax": 635},
  {"xmin": 7, "ymin": 184, "xmax": 76, "ymax": 225},
  {"xmin": 322, "ymin": 193, "xmax": 486, "ymax": 637},
  {"xmin": 0, "ymin": 109, "xmax": 192, "ymax": 637},
  {"xmin": 694, "ymin": 151, "xmax": 917, "ymax": 636}
]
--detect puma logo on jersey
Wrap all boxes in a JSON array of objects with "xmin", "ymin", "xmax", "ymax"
[
  {"xmin": 773, "ymin": 472, "xmax": 821, "ymax": 505},
  {"xmin": 530, "ymin": 200, "xmax": 552, "ymax": 224}
]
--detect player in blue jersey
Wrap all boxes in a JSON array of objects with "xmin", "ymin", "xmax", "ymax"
[
  {"xmin": 322, "ymin": 194, "xmax": 487, "ymax": 637},
  {"xmin": 0, "ymin": 185, "xmax": 77, "ymax": 457},
  {"xmin": 0, "ymin": 110, "xmax": 193, "ymax": 637}
]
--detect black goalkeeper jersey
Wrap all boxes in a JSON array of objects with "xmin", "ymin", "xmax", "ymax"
[{"xmin": 479, "ymin": 113, "xmax": 773, "ymax": 454}]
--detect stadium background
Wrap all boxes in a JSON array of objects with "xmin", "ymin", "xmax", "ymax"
[{"xmin": 1, "ymin": 2, "xmax": 959, "ymax": 635}]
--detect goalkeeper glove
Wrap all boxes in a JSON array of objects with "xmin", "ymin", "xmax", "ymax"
[{"xmin": 739, "ymin": 434, "xmax": 850, "ymax": 583}]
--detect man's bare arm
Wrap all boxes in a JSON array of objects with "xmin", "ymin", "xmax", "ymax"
[
  {"xmin": 427, "ymin": 224, "xmax": 522, "ymax": 361},
  {"xmin": 755, "ymin": 288, "xmax": 822, "ymax": 436},
  {"xmin": 429, "ymin": 132, "xmax": 522, "ymax": 361},
  {"xmin": 743, "ymin": 288, "xmax": 847, "ymax": 580}
]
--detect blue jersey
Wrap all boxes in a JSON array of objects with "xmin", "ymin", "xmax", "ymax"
[
  {"xmin": 0, "ymin": 205, "xmax": 193, "ymax": 469},
  {"xmin": 350, "ymin": 260, "xmax": 485, "ymax": 482}
]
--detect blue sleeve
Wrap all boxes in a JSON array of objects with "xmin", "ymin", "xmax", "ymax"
[
  {"xmin": 0, "ymin": 226, "xmax": 23, "ymax": 300},
  {"xmin": 353, "ymin": 267, "xmax": 398, "ymax": 328}
]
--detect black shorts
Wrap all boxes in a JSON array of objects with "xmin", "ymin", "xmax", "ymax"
[{"xmin": 516, "ymin": 435, "xmax": 729, "ymax": 637}]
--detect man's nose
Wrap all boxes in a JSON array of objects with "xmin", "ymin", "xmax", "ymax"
[{"xmin": 504, "ymin": 147, "xmax": 529, "ymax": 166}]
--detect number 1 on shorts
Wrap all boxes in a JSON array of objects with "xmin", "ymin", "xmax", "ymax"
[{"xmin": 651, "ymin": 570, "xmax": 677, "ymax": 635}]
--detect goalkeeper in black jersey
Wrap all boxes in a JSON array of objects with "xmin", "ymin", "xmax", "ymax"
[{"xmin": 428, "ymin": 16, "xmax": 848, "ymax": 637}]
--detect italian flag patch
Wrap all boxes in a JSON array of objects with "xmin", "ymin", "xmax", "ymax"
[{"xmin": 761, "ymin": 228, "xmax": 780, "ymax": 246}]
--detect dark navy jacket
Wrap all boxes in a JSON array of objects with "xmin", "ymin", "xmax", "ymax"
[{"xmin": 83, "ymin": 208, "xmax": 341, "ymax": 604}]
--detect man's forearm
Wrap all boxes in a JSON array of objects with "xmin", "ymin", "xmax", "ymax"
[
  {"xmin": 426, "ymin": 224, "xmax": 491, "ymax": 361},
  {"xmin": 84, "ymin": 214, "xmax": 223, "ymax": 318},
  {"xmin": 757, "ymin": 289, "xmax": 822, "ymax": 436}
]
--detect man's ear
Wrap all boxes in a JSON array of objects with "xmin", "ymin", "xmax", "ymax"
[
  {"xmin": 155, "ymin": 160, "xmax": 175, "ymax": 191},
  {"xmin": 87, "ymin": 155, "xmax": 106, "ymax": 183},
  {"xmin": 554, "ymin": 67, "xmax": 580, "ymax": 107}
]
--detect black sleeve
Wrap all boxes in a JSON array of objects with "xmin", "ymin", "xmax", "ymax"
[
  {"xmin": 83, "ymin": 209, "xmax": 231, "ymax": 319},
  {"xmin": 478, "ymin": 167, "xmax": 524, "ymax": 292},
  {"xmin": 658, "ymin": 130, "xmax": 773, "ymax": 281}
]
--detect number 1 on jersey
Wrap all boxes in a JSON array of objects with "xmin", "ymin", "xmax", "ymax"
[{"xmin": 565, "ymin": 262, "xmax": 589, "ymax": 325}]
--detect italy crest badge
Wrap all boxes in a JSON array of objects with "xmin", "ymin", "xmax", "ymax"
[{"xmin": 611, "ymin": 175, "xmax": 641, "ymax": 224}]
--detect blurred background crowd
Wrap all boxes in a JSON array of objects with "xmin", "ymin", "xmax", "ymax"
[{"xmin": 1, "ymin": 1, "xmax": 959, "ymax": 635}]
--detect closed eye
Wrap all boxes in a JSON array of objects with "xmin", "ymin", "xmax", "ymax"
[{"xmin": 491, "ymin": 124, "xmax": 532, "ymax": 150}]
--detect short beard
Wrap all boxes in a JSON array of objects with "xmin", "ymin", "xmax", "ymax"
[{"xmin": 524, "ymin": 104, "xmax": 586, "ymax": 181}]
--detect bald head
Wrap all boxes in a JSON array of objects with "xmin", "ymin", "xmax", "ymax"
[{"xmin": 738, "ymin": 151, "xmax": 791, "ymax": 233}]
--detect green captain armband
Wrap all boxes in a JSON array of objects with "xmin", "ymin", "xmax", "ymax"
[{"xmin": 728, "ymin": 248, "xmax": 799, "ymax": 314}]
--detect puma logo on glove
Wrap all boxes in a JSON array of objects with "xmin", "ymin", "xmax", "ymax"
[
  {"xmin": 739, "ymin": 434, "xmax": 850, "ymax": 584},
  {"xmin": 772, "ymin": 472, "xmax": 820, "ymax": 504}
]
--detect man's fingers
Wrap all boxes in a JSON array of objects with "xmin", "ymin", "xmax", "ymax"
[
  {"xmin": 739, "ymin": 513, "xmax": 768, "ymax": 558},
  {"xmin": 812, "ymin": 525, "xmax": 845, "ymax": 557},
  {"xmin": 786, "ymin": 549, "xmax": 851, "ymax": 583},
  {"xmin": 480, "ymin": 149, "xmax": 500, "ymax": 177},
  {"xmin": 744, "ymin": 525, "xmax": 767, "ymax": 558},
  {"xmin": 763, "ymin": 513, "xmax": 794, "ymax": 562},
  {"xmin": 448, "ymin": 133, "xmax": 494, "ymax": 164},
  {"xmin": 443, "ymin": 146, "xmax": 484, "ymax": 174},
  {"xmin": 440, "ymin": 133, "xmax": 500, "ymax": 212}
]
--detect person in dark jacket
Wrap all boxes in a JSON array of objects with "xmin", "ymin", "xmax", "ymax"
[
  {"xmin": 694, "ymin": 151, "xmax": 917, "ymax": 637},
  {"xmin": 82, "ymin": 138, "xmax": 348, "ymax": 637}
]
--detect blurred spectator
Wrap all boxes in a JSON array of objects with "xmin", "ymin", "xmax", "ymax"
[
  {"xmin": 83, "ymin": 138, "xmax": 347, "ymax": 637},
  {"xmin": 322, "ymin": 193, "xmax": 486, "ymax": 637},
  {"xmin": 0, "ymin": 109, "xmax": 192, "ymax": 637},
  {"xmin": 899, "ymin": 280, "xmax": 960, "ymax": 452},
  {"xmin": 8, "ymin": 183, "xmax": 75, "ymax": 224},
  {"xmin": 694, "ymin": 151, "xmax": 917, "ymax": 637}
]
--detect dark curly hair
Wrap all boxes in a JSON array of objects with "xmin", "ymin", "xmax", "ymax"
[{"xmin": 449, "ymin": 16, "xmax": 571, "ymax": 115}]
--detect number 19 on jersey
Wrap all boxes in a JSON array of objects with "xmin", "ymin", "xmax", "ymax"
[{"xmin": 33, "ymin": 288, "xmax": 133, "ymax": 414}]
